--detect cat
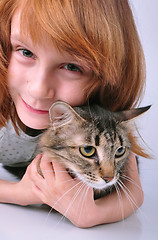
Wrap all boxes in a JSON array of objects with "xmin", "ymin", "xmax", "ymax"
[{"xmin": 38, "ymin": 101, "xmax": 150, "ymax": 200}]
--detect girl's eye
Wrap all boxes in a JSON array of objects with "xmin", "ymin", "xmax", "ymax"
[
  {"xmin": 63, "ymin": 63, "xmax": 81, "ymax": 72},
  {"xmin": 115, "ymin": 146, "xmax": 126, "ymax": 158},
  {"xmin": 18, "ymin": 49, "xmax": 34, "ymax": 58},
  {"xmin": 79, "ymin": 146, "xmax": 96, "ymax": 158}
]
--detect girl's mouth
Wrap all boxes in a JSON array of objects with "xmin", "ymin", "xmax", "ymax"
[{"xmin": 22, "ymin": 98, "xmax": 49, "ymax": 115}]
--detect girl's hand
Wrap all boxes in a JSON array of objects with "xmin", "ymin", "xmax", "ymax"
[
  {"xmin": 27, "ymin": 152, "xmax": 144, "ymax": 228},
  {"xmin": 28, "ymin": 153, "xmax": 95, "ymax": 227}
]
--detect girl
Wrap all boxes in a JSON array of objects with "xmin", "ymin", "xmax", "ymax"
[{"xmin": 0, "ymin": 0, "xmax": 146, "ymax": 228}]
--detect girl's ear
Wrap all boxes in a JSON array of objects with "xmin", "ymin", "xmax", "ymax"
[
  {"xmin": 49, "ymin": 101, "xmax": 84, "ymax": 128},
  {"xmin": 115, "ymin": 105, "xmax": 151, "ymax": 122}
]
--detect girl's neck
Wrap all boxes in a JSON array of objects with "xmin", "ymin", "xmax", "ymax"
[{"xmin": 17, "ymin": 117, "xmax": 44, "ymax": 137}]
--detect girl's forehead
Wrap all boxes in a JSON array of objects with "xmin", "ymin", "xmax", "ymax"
[
  {"xmin": 11, "ymin": 10, "xmax": 52, "ymax": 46},
  {"xmin": 11, "ymin": 16, "xmax": 22, "ymax": 42}
]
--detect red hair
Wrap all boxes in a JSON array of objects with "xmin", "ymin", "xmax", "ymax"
[{"xmin": 0, "ymin": 0, "xmax": 148, "ymax": 157}]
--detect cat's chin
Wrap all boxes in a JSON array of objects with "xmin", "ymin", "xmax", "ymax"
[
  {"xmin": 94, "ymin": 185, "xmax": 116, "ymax": 200},
  {"xmin": 93, "ymin": 175, "xmax": 120, "ymax": 200}
]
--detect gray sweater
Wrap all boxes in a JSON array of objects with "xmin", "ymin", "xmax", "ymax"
[{"xmin": 0, "ymin": 120, "xmax": 41, "ymax": 167}]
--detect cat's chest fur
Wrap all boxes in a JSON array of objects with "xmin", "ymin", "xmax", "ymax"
[{"xmin": 39, "ymin": 101, "xmax": 150, "ymax": 199}]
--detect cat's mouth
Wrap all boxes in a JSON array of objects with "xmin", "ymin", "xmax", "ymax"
[{"xmin": 66, "ymin": 167, "xmax": 119, "ymax": 190}]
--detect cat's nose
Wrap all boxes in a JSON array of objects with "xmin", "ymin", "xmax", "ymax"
[{"xmin": 103, "ymin": 176, "xmax": 114, "ymax": 183}]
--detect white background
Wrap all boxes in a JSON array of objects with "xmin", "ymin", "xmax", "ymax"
[{"xmin": 0, "ymin": 1, "xmax": 158, "ymax": 239}]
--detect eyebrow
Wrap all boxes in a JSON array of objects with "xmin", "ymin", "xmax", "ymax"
[
  {"xmin": 11, "ymin": 34, "xmax": 25, "ymax": 43},
  {"xmin": 10, "ymin": 34, "xmax": 32, "ymax": 48}
]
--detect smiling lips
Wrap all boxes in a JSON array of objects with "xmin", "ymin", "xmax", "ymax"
[{"xmin": 22, "ymin": 98, "xmax": 49, "ymax": 115}]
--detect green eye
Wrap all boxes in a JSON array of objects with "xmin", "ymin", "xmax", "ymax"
[
  {"xmin": 79, "ymin": 146, "xmax": 96, "ymax": 158},
  {"xmin": 19, "ymin": 49, "xmax": 34, "ymax": 58},
  {"xmin": 115, "ymin": 146, "xmax": 126, "ymax": 158},
  {"xmin": 63, "ymin": 63, "xmax": 81, "ymax": 72}
]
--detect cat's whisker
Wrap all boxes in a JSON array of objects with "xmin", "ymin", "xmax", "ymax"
[
  {"xmin": 120, "ymin": 174, "xmax": 142, "ymax": 191},
  {"xmin": 60, "ymin": 178, "xmax": 77, "ymax": 184},
  {"xmin": 44, "ymin": 180, "xmax": 83, "ymax": 227},
  {"xmin": 55, "ymin": 182, "xmax": 86, "ymax": 226},
  {"xmin": 43, "ymin": 182, "xmax": 79, "ymax": 226},
  {"xmin": 43, "ymin": 207, "xmax": 54, "ymax": 226},
  {"xmin": 49, "ymin": 153, "xmax": 73, "ymax": 163},
  {"xmin": 41, "ymin": 170, "xmax": 66, "ymax": 173},
  {"xmin": 117, "ymin": 179, "xmax": 139, "ymax": 211},
  {"xmin": 41, "ymin": 169, "xmax": 74, "ymax": 174},
  {"xmin": 51, "ymin": 180, "xmax": 83, "ymax": 211},
  {"xmin": 117, "ymin": 179, "xmax": 148, "ymax": 220},
  {"xmin": 75, "ymin": 184, "xmax": 90, "ymax": 225},
  {"xmin": 117, "ymin": 182, "xmax": 136, "ymax": 216},
  {"xmin": 58, "ymin": 177, "xmax": 80, "ymax": 185},
  {"xmin": 43, "ymin": 180, "xmax": 81, "ymax": 226},
  {"xmin": 63, "ymin": 182, "xmax": 86, "ymax": 219},
  {"xmin": 114, "ymin": 183, "xmax": 125, "ymax": 221},
  {"xmin": 83, "ymin": 185, "xmax": 92, "ymax": 212}
]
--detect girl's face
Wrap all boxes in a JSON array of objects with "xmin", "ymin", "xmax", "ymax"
[{"xmin": 8, "ymin": 13, "xmax": 92, "ymax": 129}]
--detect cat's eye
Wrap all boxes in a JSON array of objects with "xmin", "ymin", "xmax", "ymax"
[
  {"xmin": 115, "ymin": 146, "xmax": 126, "ymax": 158},
  {"xmin": 79, "ymin": 146, "xmax": 96, "ymax": 158}
]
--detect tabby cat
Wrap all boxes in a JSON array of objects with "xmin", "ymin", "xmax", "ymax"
[{"xmin": 39, "ymin": 101, "xmax": 150, "ymax": 199}]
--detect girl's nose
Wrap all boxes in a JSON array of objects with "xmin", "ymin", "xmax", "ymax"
[{"xmin": 28, "ymin": 68, "xmax": 55, "ymax": 99}]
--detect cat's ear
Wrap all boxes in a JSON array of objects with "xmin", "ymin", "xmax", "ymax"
[
  {"xmin": 115, "ymin": 105, "xmax": 151, "ymax": 122},
  {"xmin": 49, "ymin": 101, "xmax": 84, "ymax": 128}
]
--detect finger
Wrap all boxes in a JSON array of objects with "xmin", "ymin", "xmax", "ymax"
[
  {"xmin": 28, "ymin": 154, "xmax": 46, "ymax": 186},
  {"xmin": 28, "ymin": 154, "xmax": 42, "ymax": 176},
  {"xmin": 38, "ymin": 153, "xmax": 55, "ymax": 178},
  {"xmin": 39, "ymin": 153, "xmax": 56, "ymax": 186}
]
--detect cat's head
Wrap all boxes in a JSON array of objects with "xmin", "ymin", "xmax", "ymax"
[{"xmin": 41, "ymin": 101, "xmax": 150, "ymax": 191}]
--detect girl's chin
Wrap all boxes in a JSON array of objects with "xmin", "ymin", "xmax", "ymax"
[
  {"xmin": 25, "ymin": 123, "xmax": 48, "ymax": 130},
  {"xmin": 18, "ymin": 114, "xmax": 50, "ymax": 130}
]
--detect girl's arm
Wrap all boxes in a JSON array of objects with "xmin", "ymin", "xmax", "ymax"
[
  {"xmin": 0, "ymin": 179, "xmax": 19, "ymax": 204},
  {"xmin": 0, "ymin": 155, "xmax": 43, "ymax": 206},
  {"xmin": 28, "ymin": 152, "xmax": 144, "ymax": 228}
]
